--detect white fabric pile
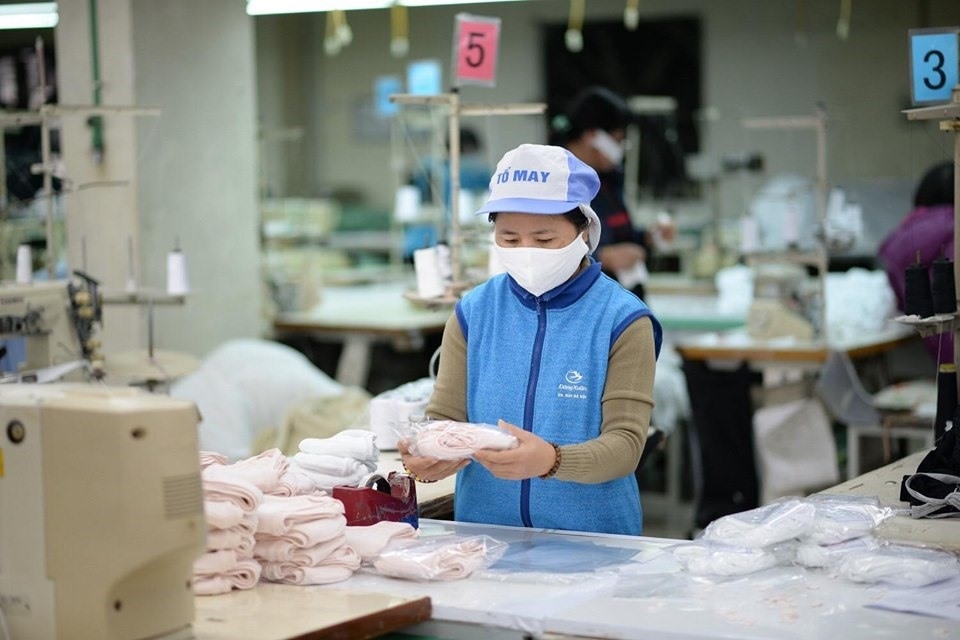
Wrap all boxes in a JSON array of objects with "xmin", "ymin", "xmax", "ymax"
[
  {"xmin": 254, "ymin": 494, "xmax": 360, "ymax": 585},
  {"xmin": 291, "ymin": 430, "xmax": 380, "ymax": 491}
]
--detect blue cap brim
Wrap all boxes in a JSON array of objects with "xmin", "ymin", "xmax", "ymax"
[{"xmin": 474, "ymin": 197, "xmax": 581, "ymax": 216}]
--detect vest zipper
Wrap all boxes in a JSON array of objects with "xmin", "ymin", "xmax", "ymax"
[{"xmin": 520, "ymin": 295, "xmax": 547, "ymax": 528}]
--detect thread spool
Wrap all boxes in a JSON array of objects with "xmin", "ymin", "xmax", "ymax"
[
  {"xmin": 413, "ymin": 247, "xmax": 445, "ymax": 298},
  {"xmin": 15, "ymin": 244, "xmax": 32, "ymax": 284},
  {"xmin": 904, "ymin": 262, "xmax": 934, "ymax": 318},
  {"xmin": 933, "ymin": 363, "xmax": 957, "ymax": 444},
  {"xmin": 930, "ymin": 257, "xmax": 956, "ymax": 315},
  {"xmin": 166, "ymin": 249, "xmax": 190, "ymax": 296}
]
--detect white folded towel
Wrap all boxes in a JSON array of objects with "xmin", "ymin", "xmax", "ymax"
[
  {"xmin": 288, "ymin": 457, "xmax": 367, "ymax": 492},
  {"xmin": 344, "ymin": 521, "xmax": 419, "ymax": 563},
  {"xmin": 293, "ymin": 452, "xmax": 376, "ymax": 476},
  {"xmin": 298, "ymin": 430, "xmax": 379, "ymax": 462}
]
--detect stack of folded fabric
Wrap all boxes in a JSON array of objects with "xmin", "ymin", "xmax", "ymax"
[
  {"xmin": 290, "ymin": 430, "xmax": 379, "ymax": 491},
  {"xmin": 343, "ymin": 520, "xmax": 419, "ymax": 563},
  {"xmin": 194, "ymin": 452, "xmax": 264, "ymax": 595},
  {"xmin": 255, "ymin": 493, "xmax": 360, "ymax": 585}
]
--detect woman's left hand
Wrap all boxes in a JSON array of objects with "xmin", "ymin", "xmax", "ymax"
[{"xmin": 472, "ymin": 420, "xmax": 558, "ymax": 480}]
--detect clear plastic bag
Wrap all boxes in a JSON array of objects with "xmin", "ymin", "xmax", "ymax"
[
  {"xmin": 837, "ymin": 543, "xmax": 960, "ymax": 588},
  {"xmin": 793, "ymin": 535, "xmax": 879, "ymax": 569},
  {"xmin": 699, "ymin": 498, "xmax": 816, "ymax": 549},
  {"xmin": 802, "ymin": 494, "xmax": 896, "ymax": 545},
  {"xmin": 397, "ymin": 419, "xmax": 519, "ymax": 460},
  {"xmin": 372, "ymin": 534, "xmax": 508, "ymax": 581},
  {"xmin": 671, "ymin": 540, "xmax": 789, "ymax": 577}
]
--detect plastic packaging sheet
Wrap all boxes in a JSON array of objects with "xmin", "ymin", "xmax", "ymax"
[
  {"xmin": 802, "ymin": 494, "xmax": 896, "ymax": 545},
  {"xmin": 486, "ymin": 538, "xmax": 643, "ymax": 574},
  {"xmin": 793, "ymin": 536, "xmax": 880, "ymax": 569},
  {"xmin": 671, "ymin": 540, "xmax": 790, "ymax": 577},
  {"xmin": 397, "ymin": 419, "xmax": 518, "ymax": 459}
]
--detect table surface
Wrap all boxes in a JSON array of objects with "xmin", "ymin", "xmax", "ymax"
[
  {"xmin": 675, "ymin": 324, "xmax": 916, "ymax": 363},
  {"xmin": 193, "ymin": 583, "xmax": 431, "ymax": 639},
  {"xmin": 313, "ymin": 519, "xmax": 959, "ymax": 640},
  {"xmin": 822, "ymin": 449, "xmax": 959, "ymax": 551},
  {"xmin": 273, "ymin": 282, "xmax": 453, "ymax": 336}
]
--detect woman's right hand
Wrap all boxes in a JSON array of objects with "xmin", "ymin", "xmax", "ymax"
[{"xmin": 397, "ymin": 440, "xmax": 469, "ymax": 482}]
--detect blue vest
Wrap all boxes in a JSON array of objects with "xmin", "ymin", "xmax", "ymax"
[{"xmin": 453, "ymin": 260, "xmax": 662, "ymax": 535}]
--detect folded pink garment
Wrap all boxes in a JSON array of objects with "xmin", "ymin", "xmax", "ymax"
[
  {"xmin": 200, "ymin": 451, "xmax": 228, "ymax": 469},
  {"xmin": 298, "ymin": 430, "xmax": 378, "ymax": 463},
  {"xmin": 269, "ymin": 469, "xmax": 317, "ymax": 496},
  {"xmin": 202, "ymin": 467, "xmax": 264, "ymax": 512},
  {"xmin": 193, "ymin": 557, "xmax": 262, "ymax": 595},
  {"xmin": 206, "ymin": 528, "xmax": 255, "ymax": 555},
  {"xmin": 193, "ymin": 549, "xmax": 239, "ymax": 576},
  {"xmin": 344, "ymin": 521, "xmax": 419, "ymax": 563},
  {"xmin": 413, "ymin": 421, "xmax": 518, "ymax": 460},
  {"xmin": 261, "ymin": 545, "xmax": 360, "ymax": 585},
  {"xmin": 259, "ymin": 515, "xmax": 347, "ymax": 548},
  {"xmin": 254, "ymin": 536, "xmax": 346, "ymax": 565},
  {"xmin": 372, "ymin": 537, "xmax": 490, "ymax": 581},
  {"xmin": 213, "ymin": 448, "xmax": 288, "ymax": 493},
  {"xmin": 256, "ymin": 494, "xmax": 345, "ymax": 536},
  {"xmin": 204, "ymin": 500, "xmax": 245, "ymax": 530}
]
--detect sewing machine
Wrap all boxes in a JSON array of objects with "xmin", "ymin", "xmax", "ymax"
[
  {"xmin": 0, "ymin": 383, "xmax": 205, "ymax": 639},
  {"xmin": 746, "ymin": 262, "xmax": 817, "ymax": 341},
  {"xmin": 0, "ymin": 272, "xmax": 104, "ymax": 380}
]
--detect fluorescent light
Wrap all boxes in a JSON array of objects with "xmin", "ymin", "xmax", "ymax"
[
  {"xmin": 0, "ymin": 3, "xmax": 58, "ymax": 30},
  {"xmin": 246, "ymin": 0, "xmax": 526, "ymax": 16}
]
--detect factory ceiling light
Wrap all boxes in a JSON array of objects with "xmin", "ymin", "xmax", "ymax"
[
  {"xmin": 0, "ymin": 2, "xmax": 57, "ymax": 29},
  {"xmin": 246, "ymin": 0, "xmax": 527, "ymax": 16}
]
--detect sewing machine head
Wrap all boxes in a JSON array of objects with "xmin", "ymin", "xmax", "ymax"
[
  {"xmin": 0, "ymin": 383, "xmax": 205, "ymax": 639},
  {"xmin": 0, "ymin": 272, "xmax": 103, "ymax": 379},
  {"xmin": 747, "ymin": 263, "xmax": 817, "ymax": 340}
]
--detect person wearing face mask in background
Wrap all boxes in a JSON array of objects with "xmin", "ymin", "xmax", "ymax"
[
  {"xmin": 550, "ymin": 86, "xmax": 676, "ymax": 301},
  {"xmin": 398, "ymin": 143, "xmax": 662, "ymax": 536}
]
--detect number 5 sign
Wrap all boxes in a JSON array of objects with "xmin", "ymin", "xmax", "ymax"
[
  {"xmin": 453, "ymin": 14, "xmax": 501, "ymax": 87},
  {"xmin": 908, "ymin": 27, "xmax": 959, "ymax": 105}
]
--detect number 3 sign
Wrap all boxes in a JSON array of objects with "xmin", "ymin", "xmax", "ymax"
[
  {"xmin": 453, "ymin": 14, "xmax": 501, "ymax": 87},
  {"xmin": 908, "ymin": 27, "xmax": 959, "ymax": 105}
]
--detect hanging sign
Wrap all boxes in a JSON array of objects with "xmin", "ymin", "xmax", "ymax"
[
  {"xmin": 452, "ymin": 13, "xmax": 501, "ymax": 87},
  {"xmin": 908, "ymin": 27, "xmax": 959, "ymax": 105}
]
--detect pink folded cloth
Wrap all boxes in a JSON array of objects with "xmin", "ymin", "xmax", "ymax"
[
  {"xmin": 204, "ymin": 500, "xmax": 245, "ymax": 530},
  {"xmin": 264, "ymin": 515, "xmax": 347, "ymax": 548},
  {"xmin": 202, "ymin": 466, "xmax": 264, "ymax": 512},
  {"xmin": 372, "ymin": 537, "xmax": 491, "ymax": 581},
  {"xmin": 344, "ymin": 521, "xmax": 419, "ymax": 563},
  {"xmin": 261, "ymin": 544, "xmax": 361, "ymax": 585},
  {"xmin": 268, "ymin": 469, "xmax": 317, "ymax": 496},
  {"xmin": 254, "ymin": 536, "xmax": 344, "ymax": 564},
  {"xmin": 256, "ymin": 494, "xmax": 344, "ymax": 536},
  {"xmin": 213, "ymin": 448, "xmax": 288, "ymax": 493},
  {"xmin": 193, "ymin": 549, "xmax": 239, "ymax": 576},
  {"xmin": 200, "ymin": 451, "xmax": 228, "ymax": 469},
  {"xmin": 411, "ymin": 421, "xmax": 518, "ymax": 460},
  {"xmin": 298, "ymin": 430, "xmax": 379, "ymax": 463},
  {"xmin": 193, "ymin": 557, "xmax": 262, "ymax": 596},
  {"xmin": 207, "ymin": 528, "xmax": 255, "ymax": 555}
]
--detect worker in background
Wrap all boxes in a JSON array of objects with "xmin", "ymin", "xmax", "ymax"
[
  {"xmin": 405, "ymin": 127, "xmax": 492, "ymax": 261},
  {"xmin": 549, "ymin": 86, "xmax": 675, "ymax": 301},
  {"xmin": 398, "ymin": 143, "xmax": 662, "ymax": 536},
  {"xmin": 878, "ymin": 161, "xmax": 955, "ymax": 364}
]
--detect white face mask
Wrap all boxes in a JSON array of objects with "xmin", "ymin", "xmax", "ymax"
[
  {"xmin": 493, "ymin": 234, "xmax": 589, "ymax": 297},
  {"xmin": 590, "ymin": 129, "xmax": 624, "ymax": 166}
]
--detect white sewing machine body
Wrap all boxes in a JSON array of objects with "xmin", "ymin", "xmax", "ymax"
[{"xmin": 0, "ymin": 383, "xmax": 205, "ymax": 640}]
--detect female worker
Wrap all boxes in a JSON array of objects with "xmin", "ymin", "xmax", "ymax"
[
  {"xmin": 398, "ymin": 143, "xmax": 662, "ymax": 536},
  {"xmin": 550, "ymin": 86, "xmax": 675, "ymax": 301}
]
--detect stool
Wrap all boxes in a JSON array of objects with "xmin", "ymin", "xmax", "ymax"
[{"xmin": 846, "ymin": 412, "xmax": 935, "ymax": 479}]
